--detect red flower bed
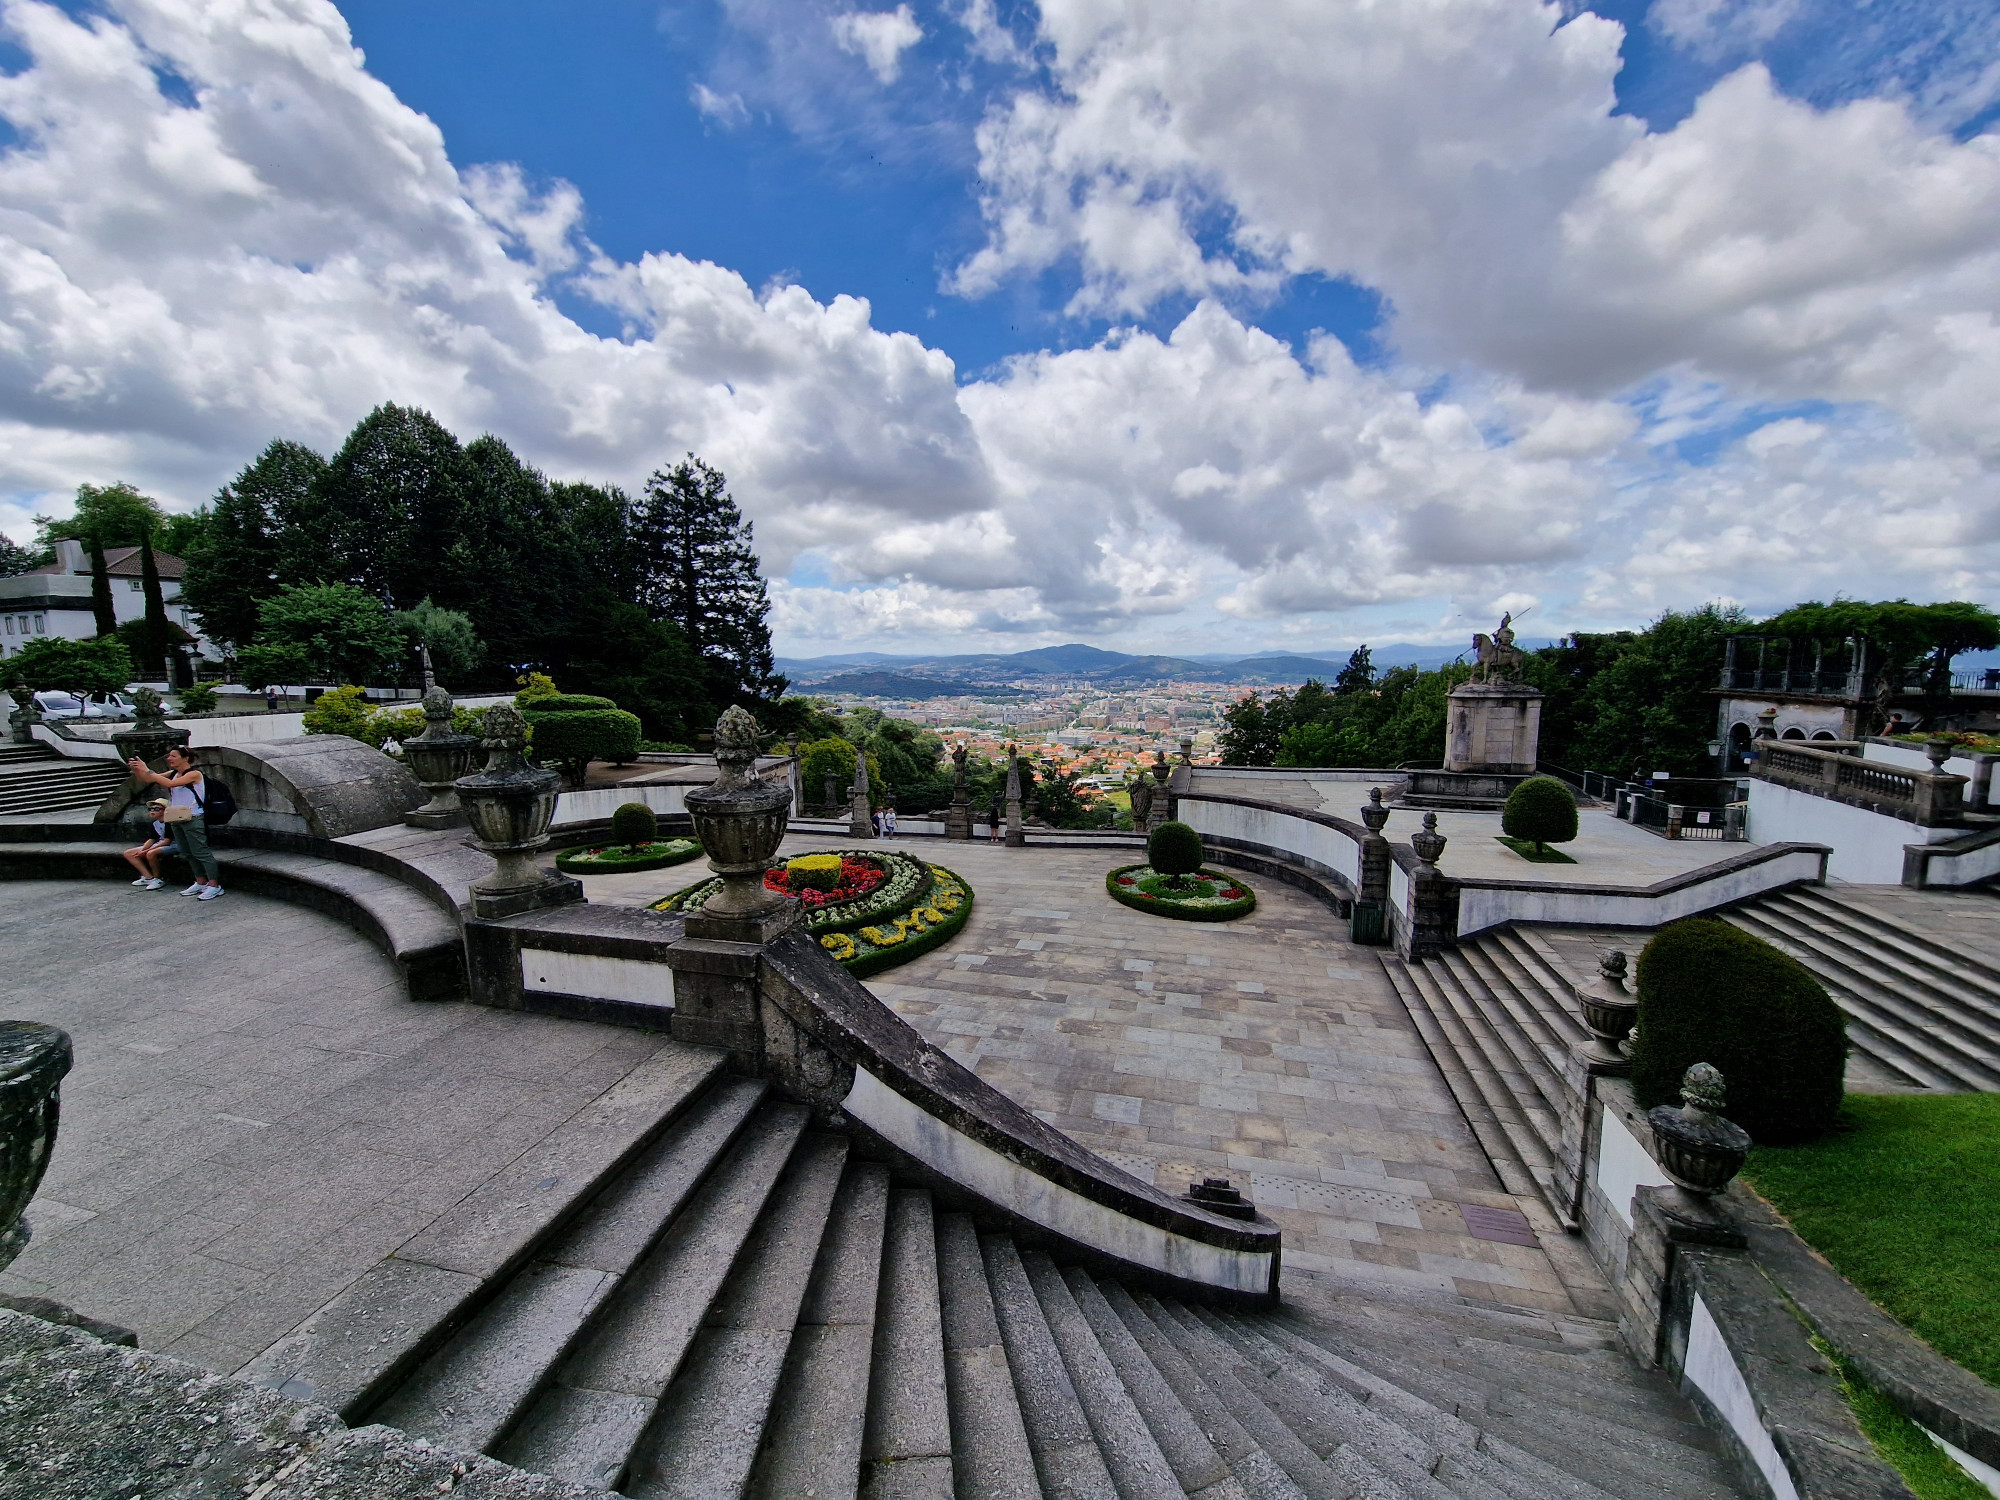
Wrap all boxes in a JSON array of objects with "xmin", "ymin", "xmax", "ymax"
[{"xmin": 764, "ymin": 855, "xmax": 885, "ymax": 909}]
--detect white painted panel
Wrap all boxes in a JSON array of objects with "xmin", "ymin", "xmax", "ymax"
[
  {"xmin": 1595, "ymin": 1105, "xmax": 1671, "ymax": 1230},
  {"xmin": 1178, "ymin": 798, "xmax": 1362, "ymax": 886},
  {"xmin": 1686, "ymin": 1295, "xmax": 1801, "ymax": 1500},
  {"xmin": 1745, "ymin": 780, "xmax": 1955, "ymax": 885},
  {"xmin": 555, "ymin": 784, "xmax": 690, "ymax": 824},
  {"xmin": 519, "ymin": 948, "xmax": 675, "ymax": 1009},
  {"xmin": 843, "ymin": 1067, "xmax": 1273, "ymax": 1295},
  {"xmin": 1457, "ymin": 847, "xmax": 1827, "ymax": 935},
  {"xmin": 1923, "ymin": 1425, "xmax": 2000, "ymax": 1497}
]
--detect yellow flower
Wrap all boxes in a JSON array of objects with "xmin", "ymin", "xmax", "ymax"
[{"xmin": 820, "ymin": 932, "xmax": 858, "ymax": 961}]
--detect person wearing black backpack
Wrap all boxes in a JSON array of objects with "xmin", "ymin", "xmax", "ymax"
[{"xmin": 127, "ymin": 745, "xmax": 225, "ymax": 901}]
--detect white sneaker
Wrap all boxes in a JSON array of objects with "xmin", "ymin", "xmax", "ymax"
[
  {"xmin": 181, "ymin": 883, "xmax": 205, "ymax": 896},
  {"xmin": 142, "ymin": 878, "xmax": 164, "ymax": 890},
  {"xmin": 131, "ymin": 876, "xmax": 150, "ymax": 887},
  {"xmin": 197, "ymin": 886, "xmax": 225, "ymax": 900}
]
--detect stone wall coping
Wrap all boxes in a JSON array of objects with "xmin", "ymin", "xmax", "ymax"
[
  {"xmin": 759, "ymin": 929, "xmax": 1280, "ymax": 1267},
  {"xmin": 1438, "ymin": 839, "xmax": 1834, "ymax": 895},
  {"xmin": 1175, "ymin": 790, "xmax": 1372, "ymax": 845},
  {"xmin": 1732, "ymin": 1184, "xmax": 2000, "ymax": 1473}
]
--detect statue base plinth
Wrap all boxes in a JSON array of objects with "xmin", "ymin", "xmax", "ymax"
[
  {"xmin": 1444, "ymin": 679, "xmax": 1544, "ymax": 775},
  {"xmin": 685, "ymin": 901, "xmax": 802, "ymax": 945},
  {"xmin": 470, "ymin": 872, "xmax": 583, "ymax": 920},
  {"xmin": 944, "ymin": 802, "xmax": 972, "ymax": 839}
]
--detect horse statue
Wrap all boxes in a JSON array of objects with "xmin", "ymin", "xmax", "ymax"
[{"xmin": 1472, "ymin": 612, "xmax": 1527, "ymax": 683}]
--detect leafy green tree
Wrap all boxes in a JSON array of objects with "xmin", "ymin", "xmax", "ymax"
[
  {"xmin": 1030, "ymin": 761, "xmax": 1111, "ymax": 829},
  {"xmin": 1759, "ymin": 599, "xmax": 2000, "ymax": 731},
  {"xmin": 253, "ymin": 582, "xmax": 403, "ymax": 684},
  {"xmin": 2, "ymin": 635, "xmax": 134, "ymax": 697},
  {"xmin": 0, "ymin": 534, "xmax": 45, "ymax": 575},
  {"xmin": 236, "ymin": 641, "xmax": 311, "ymax": 701},
  {"xmin": 800, "ymin": 737, "xmax": 858, "ymax": 801},
  {"xmin": 87, "ymin": 534, "xmax": 117, "ymax": 638},
  {"xmin": 395, "ymin": 597, "xmax": 482, "ymax": 682},
  {"xmin": 563, "ymin": 597, "xmax": 710, "ymax": 742},
  {"xmin": 279, "ymin": 404, "xmax": 479, "ymax": 611},
  {"xmin": 1333, "ymin": 645, "xmax": 1375, "ymax": 696},
  {"xmin": 1219, "ymin": 690, "xmax": 1282, "ymax": 765},
  {"xmin": 154, "ymin": 510, "xmax": 213, "ymax": 558},
  {"xmin": 34, "ymin": 482, "xmax": 166, "ymax": 550},
  {"xmin": 632, "ymin": 456, "xmax": 784, "ymax": 706},
  {"xmin": 182, "ymin": 439, "xmax": 324, "ymax": 650},
  {"xmin": 1555, "ymin": 605, "xmax": 1748, "ymax": 776}
]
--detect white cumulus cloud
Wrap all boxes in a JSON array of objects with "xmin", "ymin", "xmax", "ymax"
[{"xmin": 829, "ymin": 5, "xmax": 925, "ymax": 85}]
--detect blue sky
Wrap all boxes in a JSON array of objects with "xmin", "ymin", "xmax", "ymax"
[{"xmin": 2, "ymin": 0, "xmax": 1998, "ymax": 655}]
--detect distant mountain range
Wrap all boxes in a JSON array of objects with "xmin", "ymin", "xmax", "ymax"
[{"xmin": 775, "ymin": 640, "xmax": 1550, "ymax": 692}]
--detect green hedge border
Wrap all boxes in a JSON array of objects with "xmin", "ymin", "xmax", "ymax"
[
  {"xmin": 841, "ymin": 871, "xmax": 976, "ymax": 979},
  {"xmin": 1105, "ymin": 863, "xmax": 1256, "ymax": 922},
  {"xmin": 555, "ymin": 838, "xmax": 703, "ymax": 875}
]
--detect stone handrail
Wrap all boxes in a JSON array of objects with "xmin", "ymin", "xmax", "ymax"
[{"xmin": 1753, "ymin": 741, "xmax": 1968, "ymax": 826}]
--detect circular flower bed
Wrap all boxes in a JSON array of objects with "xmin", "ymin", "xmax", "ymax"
[
  {"xmin": 652, "ymin": 848, "xmax": 974, "ymax": 978},
  {"xmin": 1105, "ymin": 863, "xmax": 1256, "ymax": 922},
  {"xmin": 554, "ymin": 837, "xmax": 702, "ymax": 875}
]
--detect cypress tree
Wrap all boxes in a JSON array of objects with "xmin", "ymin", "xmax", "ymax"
[
  {"xmin": 138, "ymin": 532, "xmax": 169, "ymax": 679},
  {"xmin": 87, "ymin": 533, "xmax": 118, "ymax": 638},
  {"xmin": 631, "ymin": 456, "xmax": 783, "ymax": 705}
]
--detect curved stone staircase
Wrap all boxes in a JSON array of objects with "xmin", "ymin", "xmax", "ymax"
[
  {"xmin": 0, "ymin": 743, "xmax": 127, "ymax": 817},
  {"xmin": 305, "ymin": 1067, "xmax": 1738, "ymax": 1500}
]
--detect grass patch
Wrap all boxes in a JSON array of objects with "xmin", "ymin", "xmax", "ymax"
[
  {"xmin": 1742, "ymin": 1092, "xmax": 2000, "ymax": 1389},
  {"xmin": 1494, "ymin": 835, "xmax": 1577, "ymax": 864},
  {"xmin": 554, "ymin": 838, "xmax": 702, "ymax": 874},
  {"xmin": 1814, "ymin": 1336, "xmax": 1991, "ymax": 1500}
]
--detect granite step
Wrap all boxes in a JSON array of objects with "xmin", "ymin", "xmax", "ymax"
[{"xmin": 863, "ymin": 1190, "xmax": 956, "ymax": 1498}]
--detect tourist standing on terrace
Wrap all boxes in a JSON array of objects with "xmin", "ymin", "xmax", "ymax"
[
  {"xmin": 126, "ymin": 745, "xmax": 224, "ymax": 900},
  {"xmin": 987, "ymin": 796, "xmax": 1001, "ymax": 843}
]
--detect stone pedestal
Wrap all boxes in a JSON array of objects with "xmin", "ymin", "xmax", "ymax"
[
  {"xmin": 1444, "ymin": 680, "xmax": 1543, "ymax": 774},
  {"xmin": 0, "ymin": 1022, "xmax": 72, "ymax": 1271},
  {"xmin": 683, "ymin": 706, "xmax": 800, "ymax": 947},
  {"xmin": 455, "ymin": 704, "xmax": 583, "ymax": 920},
  {"xmin": 1148, "ymin": 752, "xmax": 1172, "ymax": 831},
  {"xmin": 1004, "ymin": 750, "xmax": 1025, "ymax": 848},
  {"xmin": 848, "ymin": 750, "xmax": 874, "ymax": 840},
  {"xmin": 401, "ymin": 685, "xmax": 477, "ymax": 830}
]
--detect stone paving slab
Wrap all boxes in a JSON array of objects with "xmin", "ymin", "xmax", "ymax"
[
  {"xmin": 2, "ymin": 879, "xmax": 694, "ymax": 1375},
  {"xmin": 591, "ymin": 836, "xmax": 1611, "ymax": 1316}
]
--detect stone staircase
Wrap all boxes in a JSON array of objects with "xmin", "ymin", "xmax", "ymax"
[
  {"xmin": 1720, "ymin": 885, "xmax": 2000, "ymax": 1092},
  {"xmin": 1375, "ymin": 928, "xmax": 1586, "ymax": 1216},
  {"xmin": 337, "ymin": 1069, "xmax": 1739, "ymax": 1499},
  {"xmin": 0, "ymin": 743, "xmax": 128, "ymax": 817}
]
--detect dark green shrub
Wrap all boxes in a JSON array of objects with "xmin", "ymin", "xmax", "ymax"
[
  {"xmin": 1631, "ymin": 918, "xmax": 1847, "ymax": 1144},
  {"xmin": 525, "ymin": 693, "xmax": 618, "ymax": 714},
  {"xmin": 1148, "ymin": 821, "xmax": 1204, "ymax": 886},
  {"xmin": 529, "ymin": 708, "xmax": 643, "ymax": 786},
  {"xmin": 1502, "ymin": 776, "xmax": 1578, "ymax": 853},
  {"xmin": 176, "ymin": 682, "xmax": 219, "ymax": 715},
  {"xmin": 610, "ymin": 800, "xmax": 656, "ymax": 851}
]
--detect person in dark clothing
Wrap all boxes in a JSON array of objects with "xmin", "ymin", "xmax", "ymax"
[{"xmin": 987, "ymin": 796, "xmax": 1002, "ymax": 843}]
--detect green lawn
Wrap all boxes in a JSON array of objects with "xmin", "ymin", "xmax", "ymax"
[
  {"xmin": 1742, "ymin": 1092, "xmax": 2000, "ymax": 1389},
  {"xmin": 1494, "ymin": 835, "xmax": 1577, "ymax": 864}
]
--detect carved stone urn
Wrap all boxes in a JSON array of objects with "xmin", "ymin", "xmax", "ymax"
[
  {"xmin": 454, "ymin": 702, "xmax": 581, "ymax": 919},
  {"xmin": 1360, "ymin": 786, "xmax": 1390, "ymax": 835},
  {"xmin": 0, "ymin": 1021, "xmax": 73, "ymax": 1271},
  {"xmin": 1410, "ymin": 811, "xmax": 1448, "ymax": 868},
  {"xmin": 6, "ymin": 687, "xmax": 40, "ymax": 746},
  {"xmin": 401, "ymin": 684, "xmax": 478, "ymax": 829},
  {"xmin": 1576, "ymin": 950, "xmax": 1638, "ymax": 1069},
  {"xmin": 1648, "ymin": 1063, "xmax": 1752, "ymax": 1216},
  {"xmin": 684, "ymin": 706, "xmax": 798, "ymax": 943},
  {"xmin": 111, "ymin": 685, "xmax": 189, "ymax": 770}
]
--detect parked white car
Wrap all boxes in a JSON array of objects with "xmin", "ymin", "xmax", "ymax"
[{"xmin": 32, "ymin": 690, "xmax": 135, "ymax": 720}]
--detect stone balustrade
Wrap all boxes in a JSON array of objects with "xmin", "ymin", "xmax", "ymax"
[{"xmin": 1752, "ymin": 738, "xmax": 1968, "ymax": 825}]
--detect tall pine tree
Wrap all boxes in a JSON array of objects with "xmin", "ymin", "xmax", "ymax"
[
  {"xmin": 182, "ymin": 439, "xmax": 323, "ymax": 651},
  {"xmin": 632, "ymin": 456, "xmax": 783, "ymax": 706}
]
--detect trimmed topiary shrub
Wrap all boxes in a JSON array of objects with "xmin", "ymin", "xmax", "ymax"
[
  {"xmin": 523, "ymin": 693, "xmax": 619, "ymax": 715},
  {"xmin": 1630, "ymin": 918, "xmax": 1848, "ymax": 1144},
  {"xmin": 528, "ymin": 707, "xmax": 643, "ymax": 786},
  {"xmin": 1148, "ymin": 821, "xmax": 1204, "ymax": 887},
  {"xmin": 786, "ymin": 853, "xmax": 844, "ymax": 892},
  {"xmin": 1502, "ymin": 776, "xmax": 1579, "ymax": 854},
  {"xmin": 610, "ymin": 801, "xmax": 656, "ymax": 851}
]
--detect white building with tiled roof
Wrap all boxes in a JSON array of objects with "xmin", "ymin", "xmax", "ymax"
[{"xmin": 0, "ymin": 537, "xmax": 207, "ymax": 660}]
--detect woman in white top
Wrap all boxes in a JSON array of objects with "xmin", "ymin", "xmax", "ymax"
[{"xmin": 127, "ymin": 745, "xmax": 224, "ymax": 899}]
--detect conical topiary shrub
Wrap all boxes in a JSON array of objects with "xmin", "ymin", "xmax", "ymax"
[
  {"xmin": 610, "ymin": 800, "xmax": 657, "ymax": 851},
  {"xmin": 1502, "ymin": 775, "xmax": 1578, "ymax": 854},
  {"xmin": 1630, "ymin": 918, "xmax": 1848, "ymax": 1144},
  {"xmin": 1148, "ymin": 820, "xmax": 1204, "ymax": 888}
]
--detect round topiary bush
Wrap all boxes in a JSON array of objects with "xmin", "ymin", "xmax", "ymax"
[
  {"xmin": 786, "ymin": 853, "xmax": 844, "ymax": 892},
  {"xmin": 523, "ymin": 693, "xmax": 619, "ymax": 714},
  {"xmin": 1502, "ymin": 776, "xmax": 1579, "ymax": 854},
  {"xmin": 1630, "ymin": 918, "xmax": 1848, "ymax": 1144},
  {"xmin": 1148, "ymin": 821, "xmax": 1204, "ymax": 887},
  {"xmin": 610, "ymin": 800, "xmax": 656, "ymax": 851}
]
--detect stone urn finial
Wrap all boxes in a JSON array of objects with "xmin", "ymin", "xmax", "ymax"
[
  {"xmin": 402, "ymin": 683, "xmax": 478, "ymax": 829},
  {"xmin": 1410, "ymin": 811, "xmax": 1447, "ymax": 867},
  {"xmin": 685, "ymin": 707, "xmax": 799, "ymax": 942},
  {"xmin": 1179, "ymin": 737, "xmax": 1194, "ymax": 766},
  {"xmin": 453, "ymin": 703, "xmax": 580, "ymax": 918},
  {"xmin": 0, "ymin": 1021, "xmax": 73, "ymax": 1271},
  {"xmin": 113, "ymin": 684, "xmax": 190, "ymax": 771},
  {"xmin": 1360, "ymin": 785, "xmax": 1389, "ymax": 834},
  {"xmin": 131, "ymin": 685, "xmax": 167, "ymax": 730},
  {"xmin": 1647, "ymin": 1063, "xmax": 1752, "ymax": 1217},
  {"xmin": 6, "ymin": 686, "xmax": 41, "ymax": 746},
  {"xmin": 1151, "ymin": 748, "xmax": 1171, "ymax": 784},
  {"xmin": 1576, "ymin": 949, "xmax": 1637, "ymax": 1068},
  {"xmin": 1925, "ymin": 737, "xmax": 1953, "ymax": 772}
]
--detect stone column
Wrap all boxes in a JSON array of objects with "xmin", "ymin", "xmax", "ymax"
[
  {"xmin": 823, "ymin": 774, "xmax": 839, "ymax": 812},
  {"xmin": 0, "ymin": 1021, "xmax": 72, "ymax": 1271},
  {"xmin": 1148, "ymin": 750, "xmax": 1172, "ymax": 831},
  {"xmin": 673, "ymin": 706, "xmax": 800, "ymax": 1055},
  {"xmin": 1352, "ymin": 787, "xmax": 1391, "ymax": 944},
  {"xmin": 1004, "ymin": 747, "xmax": 1026, "ymax": 847},
  {"xmin": 454, "ymin": 703, "xmax": 583, "ymax": 919},
  {"xmin": 401, "ymin": 684, "xmax": 478, "ymax": 829},
  {"xmin": 848, "ymin": 749, "xmax": 875, "ymax": 839},
  {"xmin": 786, "ymin": 737, "xmax": 804, "ymax": 819},
  {"xmin": 944, "ymin": 742, "xmax": 972, "ymax": 840},
  {"xmin": 1555, "ymin": 950, "xmax": 1637, "ymax": 1221},
  {"xmin": 1400, "ymin": 813, "xmax": 1457, "ymax": 960}
]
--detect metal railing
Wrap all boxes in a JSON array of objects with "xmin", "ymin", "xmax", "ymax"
[{"xmin": 1617, "ymin": 789, "xmax": 1747, "ymax": 841}]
